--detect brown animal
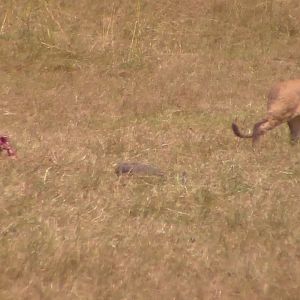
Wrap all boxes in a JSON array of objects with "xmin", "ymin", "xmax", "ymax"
[{"xmin": 232, "ymin": 79, "xmax": 300, "ymax": 145}]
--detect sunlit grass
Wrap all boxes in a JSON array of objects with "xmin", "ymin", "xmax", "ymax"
[{"xmin": 1, "ymin": 0, "xmax": 300, "ymax": 299}]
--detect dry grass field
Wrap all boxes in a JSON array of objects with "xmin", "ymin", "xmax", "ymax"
[{"xmin": 1, "ymin": 0, "xmax": 300, "ymax": 299}]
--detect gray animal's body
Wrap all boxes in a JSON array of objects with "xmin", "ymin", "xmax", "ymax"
[{"xmin": 115, "ymin": 162, "xmax": 165, "ymax": 177}]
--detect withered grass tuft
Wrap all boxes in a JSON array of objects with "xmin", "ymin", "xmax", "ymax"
[{"xmin": 1, "ymin": 1, "xmax": 300, "ymax": 299}]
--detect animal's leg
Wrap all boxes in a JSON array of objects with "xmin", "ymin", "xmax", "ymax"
[
  {"xmin": 287, "ymin": 116, "xmax": 300, "ymax": 142},
  {"xmin": 252, "ymin": 117, "xmax": 283, "ymax": 146}
]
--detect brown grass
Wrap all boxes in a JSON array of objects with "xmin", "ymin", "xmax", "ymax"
[{"xmin": 1, "ymin": 0, "xmax": 300, "ymax": 299}]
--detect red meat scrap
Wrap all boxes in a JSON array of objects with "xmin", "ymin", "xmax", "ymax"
[{"xmin": 0, "ymin": 135, "xmax": 16, "ymax": 158}]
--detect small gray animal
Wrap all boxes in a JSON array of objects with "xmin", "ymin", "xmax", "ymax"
[{"xmin": 115, "ymin": 162, "xmax": 165, "ymax": 177}]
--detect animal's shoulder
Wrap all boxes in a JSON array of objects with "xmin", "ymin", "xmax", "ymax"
[{"xmin": 268, "ymin": 80, "xmax": 300, "ymax": 101}]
